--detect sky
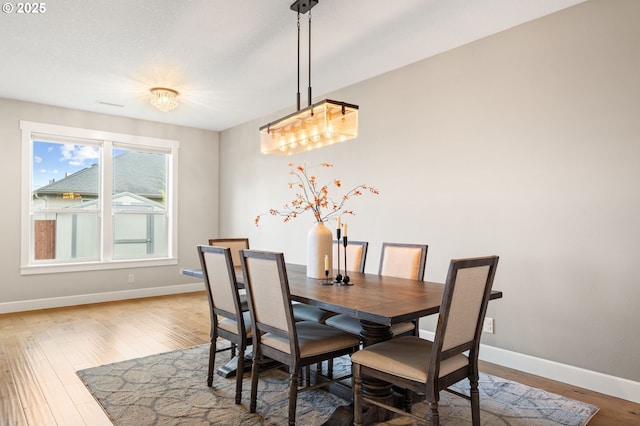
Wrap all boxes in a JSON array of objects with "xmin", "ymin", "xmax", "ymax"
[{"xmin": 32, "ymin": 141, "xmax": 100, "ymax": 190}]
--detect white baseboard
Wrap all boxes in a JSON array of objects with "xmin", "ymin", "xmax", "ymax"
[
  {"xmin": 419, "ymin": 330, "xmax": 639, "ymax": 404},
  {"xmin": 0, "ymin": 282, "xmax": 204, "ymax": 314}
]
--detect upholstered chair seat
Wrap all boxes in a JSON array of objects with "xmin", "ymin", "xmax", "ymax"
[
  {"xmin": 291, "ymin": 303, "xmax": 337, "ymax": 323},
  {"xmin": 261, "ymin": 321, "xmax": 361, "ymax": 357},
  {"xmin": 217, "ymin": 311, "xmax": 253, "ymax": 337},
  {"xmin": 352, "ymin": 337, "xmax": 469, "ymax": 382}
]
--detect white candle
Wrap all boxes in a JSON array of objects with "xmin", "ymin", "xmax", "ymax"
[
  {"xmin": 337, "ymin": 215, "xmax": 341, "ymax": 229},
  {"xmin": 343, "ymin": 222, "xmax": 347, "ymax": 237},
  {"xmin": 324, "ymin": 254, "xmax": 329, "ymax": 270}
]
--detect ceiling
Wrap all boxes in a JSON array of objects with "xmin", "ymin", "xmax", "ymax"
[{"xmin": 1, "ymin": 0, "xmax": 587, "ymax": 132}]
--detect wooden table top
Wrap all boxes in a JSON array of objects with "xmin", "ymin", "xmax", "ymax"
[
  {"xmin": 184, "ymin": 264, "xmax": 503, "ymax": 327},
  {"xmin": 284, "ymin": 264, "xmax": 502, "ymax": 326}
]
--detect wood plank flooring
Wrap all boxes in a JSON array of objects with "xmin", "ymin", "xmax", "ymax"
[{"xmin": 0, "ymin": 292, "xmax": 637, "ymax": 425}]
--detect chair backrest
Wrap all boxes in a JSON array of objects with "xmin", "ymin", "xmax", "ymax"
[
  {"xmin": 429, "ymin": 256, "xmax": 499, "ymax": 380},
  {"xmin": 333, "ymin": 240, "xmax": 368, "ymax": 273},
  {"xmin": 240, "ymin": 249, "xmax": 298, "ymax": 352},
  {"xmin": 209, "ymin": 238, "xmax": 249, "ymax": 267},
  {"xmin": 378, "ymin": 242, "xmax": 428, "ymax": 280},
  {"xmin": 197, "ymin": 245, "xmax": 245, "ymax": 333}
]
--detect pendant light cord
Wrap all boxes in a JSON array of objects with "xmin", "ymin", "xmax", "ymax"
[
  {"xmin": 295, "ymin": 7, "xmax": 313, "ymax": 111},
  {"xmin": 296, "ymin": 12, "xmax": 301, "ymax": 111},
  {"xmin": 308, "ymin": 11, "xmax": 312, "ymax": 107}
]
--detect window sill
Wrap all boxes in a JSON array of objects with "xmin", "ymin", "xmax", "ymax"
[{"xmin": 20, "ymin": 257, "xmax": 179, "ymax": 275}]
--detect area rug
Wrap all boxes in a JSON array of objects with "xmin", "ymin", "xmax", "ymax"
[{"xmin": 77, "ymin": 344, "xmax": 599, "ymax": 426}]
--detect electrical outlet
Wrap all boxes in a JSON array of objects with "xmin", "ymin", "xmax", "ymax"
[
  {"xmin": 483, "ymin": 317, "xmax": 494, "ymax": 334},
  {"xmin": 128, "ymin": 274, "xmax": 135, "ymax": 283}
]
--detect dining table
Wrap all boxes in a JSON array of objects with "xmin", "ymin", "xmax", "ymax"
[{"xmin": 183, "ymin": 263, "xmax": 502, "ymax": 424}]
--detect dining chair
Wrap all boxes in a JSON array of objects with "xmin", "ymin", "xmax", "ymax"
[
  {"xmin": 378, "ymin": 242, "xmax": 428, "ymax": 280},
  {"xmin": 208, "ymin": 238, "xmax": 249, "ymax": 267},
  {"xmin": 197, "ymin": 245, "xmax": 252, "ymax": 404},
  {"xmin": 240, "ymin": 249, "xmax": 361, "ymax": 426},
  {"xmin": 351, "ymin": 255, "xmax": 499, "ymax": 426},
  {"xmin": 292, "ymin": 240, "xmax": 369, "ymax": 324},
  {"xmin": 209, "ymin": 238, "xmax": 250, "ymax": 313},
  {"xmin": 325, "ymin": 242, "xmax": 428, "ymax": 338},
  {"xmin": 333, "ymin": 239, "xmax": 369, "ymax": 275}
]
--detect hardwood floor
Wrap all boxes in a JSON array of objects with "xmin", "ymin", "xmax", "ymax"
[{"xmin": 0, "ymin": 292, "xmax": 637, "ymax": 425}]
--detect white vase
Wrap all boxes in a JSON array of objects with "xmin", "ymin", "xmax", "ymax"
[{"xmin": 307, "ymin": 221, "xmax": 333, "ymax": 279}]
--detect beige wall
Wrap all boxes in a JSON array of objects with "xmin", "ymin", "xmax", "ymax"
[
  {"xmin": 0, "ymin": 98, "xmax": 219, "ymax": 304},
  {"xmin": 220, "ymin": 0, "xmax": 640, "ymax": 383}
]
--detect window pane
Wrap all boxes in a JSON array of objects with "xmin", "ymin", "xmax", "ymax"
[
  {"xmin": 113, "ymin": 149, "xmax": 167, "ymax": 206},
  {"xmin": 112, "ymin": 149, "xmax": 168, "ymax": 259},
  {"xmin": 33, "ymin": 211, "xmax": 100, "ymax": 261},
  {"xmin": 113, "ymin": 212, "xmax": 168, "ymax": 259},
  {"xmin": 32, "ymin": 140, "xmax": 100, "ymax": 193},
  {"xmin": 31, "ymin": 140, "xmax": 101, "ymax": 263}
]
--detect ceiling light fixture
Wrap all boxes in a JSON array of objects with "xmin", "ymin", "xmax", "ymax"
[
  {"xmin": 150, "ymin": 87, "xmax": 179, "ymax": 112},
  {"xmin": 259, "ymin": 0, "xmax": 359, "ymax": 156}
]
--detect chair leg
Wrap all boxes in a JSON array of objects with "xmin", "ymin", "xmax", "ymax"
[
  {"xmin": 249, "ymin": 356, "xmax": 260, "ymax": 413},
  {"xmin": 428, "ymin": 401, "xmax": 440, "ymax": 426},
  {"xmin": 470, "ymin": 377, "xmax": 481, "ymax": 426},
  {"xmin": 403, "ymin": 389, "xmax": 413, "ymax": 413},
  {"xmin": 353, "ymin": 366, "xmax": 363, "ymax": 426},
  {"xmin": 314, "ymin": 360, "xmax": 334, "ymax": 379},
  {"xmin": 303, "ymin": 365, "xmax": 310, "ymax": 386},
  {"xmin": 288, "ymin": 371, "xmax": 299, "ymax": 426},
  {"xmin": 207, "ymin": 340, "xmax": 216, "ymax": 387},
  {"xmin": 230, "ymin": 342, "xmax": 237, "ymax": 359},
  {"xmin": 234, "ymin": 346, "xmax": 244, "ymax": 404}
]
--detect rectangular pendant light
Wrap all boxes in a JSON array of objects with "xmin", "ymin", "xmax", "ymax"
[
  {"xmin": 259, "ymin": 99, "xmax": 358, "ymax": 155},
  {"xmin": 259, "ymin": 1, "xmax": 359, "ymax": 156}
]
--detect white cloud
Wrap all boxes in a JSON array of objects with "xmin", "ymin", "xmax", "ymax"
[
  {"xmin": 34, "ymin": 156, "xmax": 42, "ymax": 164},
  {"xmin": 59, "ymin": 144, "xmax": 99, "ymax": 166}
]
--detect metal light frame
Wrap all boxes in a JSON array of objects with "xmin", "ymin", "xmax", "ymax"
[{"xmin": 259, "ymin": 0, "xmax": 359, "ymax": 156}]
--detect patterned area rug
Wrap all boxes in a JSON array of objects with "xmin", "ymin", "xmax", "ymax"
[{"xmin": 77, "ymin": 344, "xmax": 598, "ymax": 425}]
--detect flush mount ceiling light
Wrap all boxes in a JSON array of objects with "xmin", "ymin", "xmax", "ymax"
[
  {"xmin": 150, "ymin": 87, "xmax": 179, "ymax": 112},
  {"xmin": 259, "ymin": 0, "xmax": 359, "ymax": 156}
]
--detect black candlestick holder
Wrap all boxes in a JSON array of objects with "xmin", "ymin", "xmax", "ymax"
[
  {"xmin": 340, "ymin": 236, "xmax": 353, "ymax": 285},
  {"xmin": 322, "ymin": 268, "xmax": 333, "ymax": 285},
  {"xmin": 334, "ymin": 228, "xmax": 343, "ymax": 283}
]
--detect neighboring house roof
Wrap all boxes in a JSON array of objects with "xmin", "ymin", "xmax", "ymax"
[{"xmin": 34, "ymin": 151, "xmax": 166, "ymax": 199}]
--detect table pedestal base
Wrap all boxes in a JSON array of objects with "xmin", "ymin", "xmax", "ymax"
[
  {"xmin": 216, "ymin": 352, "xmax": 253, "ymax": 378},
  {"xmin": 322, "ymin": 319, "xmax": 399, "ymax": 425}
]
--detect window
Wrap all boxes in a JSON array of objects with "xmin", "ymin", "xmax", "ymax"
[{"xmin": 21, "ymin": 121, "xmax": 179, "ymax": 274}]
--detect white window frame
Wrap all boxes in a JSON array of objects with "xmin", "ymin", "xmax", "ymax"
[{"xmin": 20, "ymin": 121, "xmax": 179, "ymax": 275}]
